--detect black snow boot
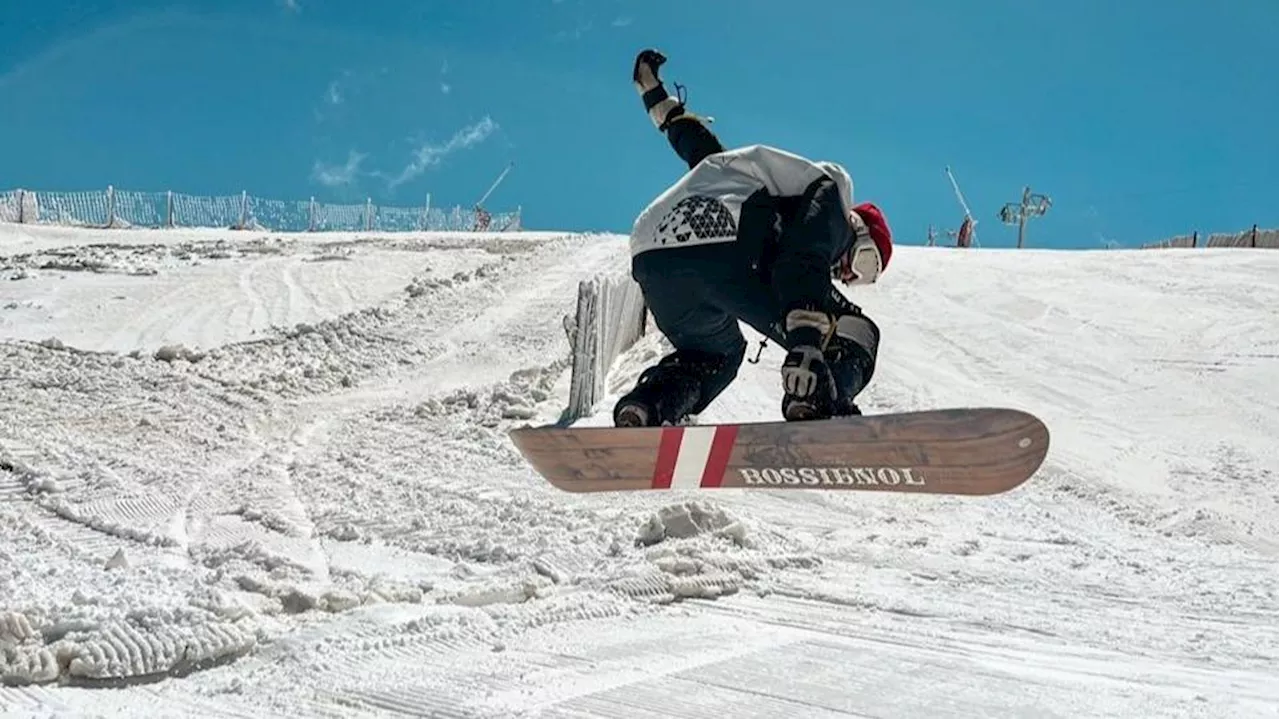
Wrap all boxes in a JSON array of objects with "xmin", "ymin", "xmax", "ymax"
[
  {"xmin": 614, "ymin": 359, "xmax": 704, "ymax": 426},
  {"xmin": 613, "ymin": 366, "xmax": 701, "ymax": 427},
  {"xmin": 613, "ymin": 349, "xmax": 729, "ymax": 427}
]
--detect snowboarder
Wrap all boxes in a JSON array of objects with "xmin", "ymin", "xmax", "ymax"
[{"xmin": 613, "ymin": 49, "xmax": 894, "ymax": 428}]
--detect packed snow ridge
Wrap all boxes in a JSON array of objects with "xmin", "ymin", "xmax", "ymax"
[{"xmin": 0, "ymin": 223, "xmax": 1275, "ymax": 718}]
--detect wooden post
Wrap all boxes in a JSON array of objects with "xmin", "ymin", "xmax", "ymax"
[{"xmin": 166, "ymin": 190, "xmax": 174, "ymax": 228}]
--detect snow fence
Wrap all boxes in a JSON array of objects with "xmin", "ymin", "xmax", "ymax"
[
  {"xmin": 1140, "ymin": 225, "xmax": 1278, "ymax": 249},
  {"xmin": 564, "ymin": 272, "xmax": 648, "ymax": 421},
  {"xmin": 0, "ymin": 186, "xmax": 521, "ymax": 233}
]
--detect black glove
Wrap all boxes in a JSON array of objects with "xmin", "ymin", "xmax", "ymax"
[
  {"xmin": 780, "ymin": 308, "xmax": 836, "ymax": 400},
  {"xmin": 633, "ymin": 49, "xmax": 667, "ymax": 88},
  {"xmin": 781, "ymin": 345, "xmax": 834, "ymax": 398}
]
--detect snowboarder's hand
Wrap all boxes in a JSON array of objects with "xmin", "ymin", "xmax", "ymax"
[
  {"xmin": 633, "ymin": 49, "xmax": 666, "ymax": 91},
  {"xmin": 781, "ymin": 345, "xmax": 831, "ymax": 398}
]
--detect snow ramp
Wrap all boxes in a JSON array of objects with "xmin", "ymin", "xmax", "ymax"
[{"xmin": 0, "ymin": 224, "xmax": 1275, "ymax": 718}]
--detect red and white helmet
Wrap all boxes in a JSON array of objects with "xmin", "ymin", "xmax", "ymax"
[{"xmin": 834, "ymin": 202, "xmax": 893, "ymax": 286}]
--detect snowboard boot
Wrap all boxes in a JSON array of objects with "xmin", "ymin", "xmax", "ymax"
[
  {"xmin": 781, "ymin": 389, "xmax": 836, "ymax": 422},
  {"xmin": 612, "ymin": 348, "xmax": 735, "ymax": 427},
  {"xmin": 613, "ymin": 362, "xmax": 702, "ymax": 427},
  {"xmin": 633, "ymin": 48, "xmax": 686, "ymax": 132}
]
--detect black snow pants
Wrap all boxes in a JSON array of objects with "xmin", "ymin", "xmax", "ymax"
[{"xmin": 628, "ymin": 114, "xmax": 776, "ymax": 415}]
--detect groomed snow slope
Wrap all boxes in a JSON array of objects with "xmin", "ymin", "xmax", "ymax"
[{"xmin": 0, "ymin": 224, "xmax": 1275, "ymax": 718}]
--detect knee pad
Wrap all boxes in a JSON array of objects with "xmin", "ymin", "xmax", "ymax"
[
  {"xmin": 828, "ymin": 313, "xmax": 879, "ymax": 386},
  {"xmin": 832, "ymin": 313, "xmax": 878, "ymax": 359}
]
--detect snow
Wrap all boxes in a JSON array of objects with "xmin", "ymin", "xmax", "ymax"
[{"xmin": 0, "ymin": 223, "xmax": 1275, "ymax": 718}]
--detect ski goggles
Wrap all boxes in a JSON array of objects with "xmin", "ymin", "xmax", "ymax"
[{"xmin": 833, "ymin": 212, "xmax": 883, "ymax": 285}]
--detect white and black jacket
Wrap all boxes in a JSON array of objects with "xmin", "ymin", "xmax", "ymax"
[{"xmin": 629, "ymin": 143, "xmax": 867, "ymax": 314}]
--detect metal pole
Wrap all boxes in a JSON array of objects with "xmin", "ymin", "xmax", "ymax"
[
  {"xmin": 945, "ymin": 165, "xmax": 979, "ymax": 246},
  {"xmin": 475, "ymin": 161, "xmax": 514, "ymax": 208},
  {"xmin": 1017, "ymin": 186, "xmax": 1029, "ymax": 249},
  {"xmin": 1000, "ymin": 185, "xmax": 1051, "ymax": 248}
]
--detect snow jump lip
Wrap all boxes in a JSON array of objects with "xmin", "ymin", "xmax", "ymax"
[{"xmin": 510, "ymin": 407, "xmax": 1050, "ymax": 496}]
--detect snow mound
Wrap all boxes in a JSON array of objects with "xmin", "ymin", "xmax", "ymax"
[{"xmin": 636, "ymin": 501, "xmax": 748, "ymax": 546}]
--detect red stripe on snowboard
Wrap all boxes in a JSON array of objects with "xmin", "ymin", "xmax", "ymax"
[
  {"xmin": 650, "ymin": 426, "xmax": 685, "ymax": 489},
  {"xmin": 699, "ymin": 425, "xmax": 739, "ymax": 488}
]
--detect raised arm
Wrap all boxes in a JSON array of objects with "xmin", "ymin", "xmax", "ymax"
[{"xmin": 632, "ymin": 49, "xmax": 725, "ymax": 170}]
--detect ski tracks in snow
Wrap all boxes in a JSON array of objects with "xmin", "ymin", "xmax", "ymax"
[
  {"xmin": 0, "ymin": 229, "xmax": 635, "ymax": 705},
  {"xmin": 1, "ymin": 227, "xmax": 1276, "ymax": 718}
]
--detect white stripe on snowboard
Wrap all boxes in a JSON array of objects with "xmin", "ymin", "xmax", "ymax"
[{"xmin": 669, "ymin": 426, "xmax": 717, "ymax": 490}]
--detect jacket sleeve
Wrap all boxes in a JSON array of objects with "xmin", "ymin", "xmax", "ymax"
[
  {"xmin": 769, "ymin": 175, "xmax": 853, "ymax": 336},
  {"xmin": 665, "ymin": 115, "xmax": 726, "ymax": 170}
]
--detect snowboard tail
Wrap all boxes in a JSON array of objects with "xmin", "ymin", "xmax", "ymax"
[{"xmin": 510, "ymin": 408, "xmax": 1049, "ymax": 496}]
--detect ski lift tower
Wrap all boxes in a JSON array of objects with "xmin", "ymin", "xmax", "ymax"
[{"xmin": 999, "ymin": 186, "xmax": 1052, "ymax": 248}]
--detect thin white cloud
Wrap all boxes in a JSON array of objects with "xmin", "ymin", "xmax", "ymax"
[
  {"xmin": 554, "ymin": 18, "xmax": 594, "ymax": 41},
  {"xmin": 440, "ymin": 82, "xmax": 451, "ymax": 94},
  {"xmin": 311, "ymin": 150, "xmax": 366, "ymax": 187},
  {"xmin": 382, "ymin": 117, "xmax": 498, "ymax": 189},
  {"xmin": 310, "ymin": 118, "xmax": 498, "ymax": 191},
  {"xmin": 280, "ymin": 0, "xmax": 300, "ymax": 13},
  {"xmin": 612, "ymin": 16, "xmax": 633, "ymax": 27},
  {"xmin": 314, "ymin": 70, "xmax": 355, "ymax": 124}
]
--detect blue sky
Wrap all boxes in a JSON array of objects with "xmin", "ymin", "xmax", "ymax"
[{"xmin": 1, "ymin": 0, "xmax": 1275, "ymax": 248}]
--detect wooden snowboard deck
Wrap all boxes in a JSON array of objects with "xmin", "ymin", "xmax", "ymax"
[{"xmin": 510, "ymin": 408, "xmax": 1050, "ymax": 496}]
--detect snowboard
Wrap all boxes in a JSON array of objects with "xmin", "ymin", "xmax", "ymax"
[{"xmin": 509, "ymin": 407, "xmax": 1049, "ymax": 496}]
